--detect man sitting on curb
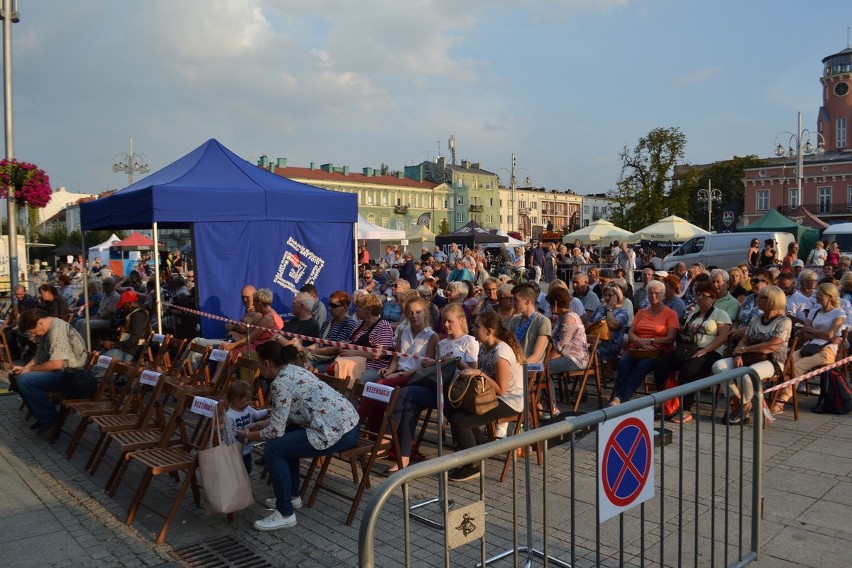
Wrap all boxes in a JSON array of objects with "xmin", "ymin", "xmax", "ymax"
[{"xmin": 13, "ymin": 308, "xmax": 89, "ymax": 436}]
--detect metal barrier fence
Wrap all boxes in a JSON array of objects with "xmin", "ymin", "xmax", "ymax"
[{"xmin": 358, "ymin": 367, "xmax": 763, "ymax": 568}]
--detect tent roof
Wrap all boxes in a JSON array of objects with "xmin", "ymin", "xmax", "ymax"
[
  {"xmin": 736, "ymin": 208, "xmax": 798, "ymax": 230},
  {"xmin": 89, "ymin": 233, "xmax": 121, "ymax": 251},
  {"xmin": 438, "ymin": 220, "xmax": 508, "ymax": 243},
  {"xmin": 358, "ymin": 215, "xmax": 405, "ymax": 240},
  {"xmin": 113, "ymin": 232, "xmax": 156, "ymax": 248},
  {"xmin": 785, "ymin": 206, "xmax": 830, "ymax": 229},
  {"xmin": 49, "ymin": 241, "xmax": 83, "ymax": 257},
  {"xmin": 80, "ymin": 139, "xmax": 357, "ymax": 230}
]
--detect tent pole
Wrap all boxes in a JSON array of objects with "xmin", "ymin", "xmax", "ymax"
[
  {"xmin": 353, "ymin": 222, "xmax": 359, "ymax": 292},
  {"xmin": 153, "ymin": 222, "xmax": 162, "ymax": 333},
  {"xmin": 80, "ymin": 231, "xmax": 91, "ymax": 351}
]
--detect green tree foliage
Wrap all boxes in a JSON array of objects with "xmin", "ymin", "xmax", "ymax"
[
  {"xmin": 609, "ymin": 127, "xmax": 687, "ymax": 231},
  {"xmin": 676, "ymin": 155, "xmax": 766, "ymax": 229},
  {"xmin": 438, "ymin": 218, "xmax": 450, "ymax": 235}
]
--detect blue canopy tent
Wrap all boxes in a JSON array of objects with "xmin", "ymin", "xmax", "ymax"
[{"xmin": 80, "ymin": 139, "xmax": 357, "ymax": 339}]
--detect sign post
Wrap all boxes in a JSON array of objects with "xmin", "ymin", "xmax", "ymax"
[{"xmin": 598, "ymin": 406, "xmax": 655, "ymax": 523}]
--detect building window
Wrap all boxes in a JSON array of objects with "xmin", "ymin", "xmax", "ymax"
[
  {"xmin": 838, "ymin": 117, "xmax": 847, "ymax": 149},
  {"xmin": 789, "ymin": 188, "xmax": 800, "ymax": 209},
  {"xmin": 519, "ymin": 200, "xmax": 527, "ymax": 209},
  {"xmin": 382, "ymin": 217, "xmax": 389, "ymax": 228},
  {"xmin": 457, "ymin": 195, "xmax": 464, "ymax": 205},
  {"xmin": 848, "ymin": 185, "xmax": 852, "ymax": 210},
  {"xmin": 443, "ymin": 198, "xmax": 448, "ymax": 208},
  {"xmin": 818, "ymin": 187, "xmax": 831, "ymax": 214},
  {"xmin": 489, "ymin": 198, "xmax": 494, "ymax": 207},
  {"xmin": 583, "ymin": 219, "xmax": 589, "ymax": 227},
  {"xmin": 584, "ymin": 205, "xmax": 589, "ymax": 213},
  {"xmin": 382, "ymin": 193, "xmax": 388, "ymax": 206},
  {"xmin": 456, "ymin": 212, "xmax": 465, "ymax": 223},
  {"xmin": 367, "ymin": 213, "xmax": 376, "ymax": 224},
  {"xmin": 485, "ymin": 214, "xmax": 493, "ymax": 224},
  {"xmin": 531, "ymin": 202, "xmax": 537, "ymax": 210},
  {"xmin": 757, "ymin": 190, "xmax": 769, "ymax": 211},
  {"xmin": 455, "ymin": 178, "xmax": 463, "ymax": 188},
  {"xmin": 367, "ymin": 193, "xmax": 374, "ymax": 205}
]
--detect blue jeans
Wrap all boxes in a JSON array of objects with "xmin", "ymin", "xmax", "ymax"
[
  {"xmin": 17, "ymin": 370, "xmax": 65, "ymax": 424},
  {"xmin": 393, "ymin": 385, "xmax": 442, "ymax": 457},
  {"xmin": 92, "ymin": 349, "xmax": 134, "ymax": 379},
  {"xmin": 264, "ymin": 424, "xmax": 360, "ymax": 517},
  {"xmin": 614, "ymin": 353, "xmax": 655, "ymax": 402}
]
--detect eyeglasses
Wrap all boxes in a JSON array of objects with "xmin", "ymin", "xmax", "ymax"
[
  {"xmin": 697, "ymin": 294, "xmax": 714, "ymax": 300},
  {"xmin": 329, "ymin": 302, "xmax": 345, "ymax": 309}
]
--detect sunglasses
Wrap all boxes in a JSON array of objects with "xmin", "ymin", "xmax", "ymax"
[{"xmin": 329, "ymin": 302, "xmax": 346, "ymax": 309}]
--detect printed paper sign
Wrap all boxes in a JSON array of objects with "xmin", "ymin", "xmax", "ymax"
[
  {"xmin": 152, "ymin": 333, "xmax": 165, "ymax": 343},
  {"xmin": 362, "ymin": 382, "xmax": 393, "ymax": 403},
  {"xmin": 96, "ymin": 355, "xmax": 113, "ymax": 368},
  {"xmin": 526, "ymin": 363, "xmax": 544, "ymax": 372},
  {"xmin": 190, "ymin": 396, "xmax": 218, "ymax": 418},
  {"xmin": 209, "ymin": 348, "xmax": 228, "ymax": 362},
  {"xmin": 139, "ymin": 370, "xmax": 162, "ymax": 386}
]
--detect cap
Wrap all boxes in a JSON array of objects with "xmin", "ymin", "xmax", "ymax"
[
  {"xmin": 654, "ymin": 270, "xmax": 669, "ymax": 278},
  {"xmin": 599, "ymin": 269, "xmax": 615, "ymax": 279},
  {"xmin": 792, "ymin": 259, "xmax": 805, "ymax": 268},
  {"xmin": 116, "ymin": 290, "xmax": 139, "ymax": 309}
]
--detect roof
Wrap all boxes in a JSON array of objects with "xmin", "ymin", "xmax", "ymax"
[
  {"xmin": 276, "ymin": 166, "xmax": 442, "ymax": 189},
  {"xmin": 445, "ymin": 164, "xmax": 497, "ymax": 175}
]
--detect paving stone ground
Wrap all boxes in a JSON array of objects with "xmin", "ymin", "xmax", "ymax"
[{"xmin": 1, "ymin": 372, "xmax": 849, "ymax": 567}]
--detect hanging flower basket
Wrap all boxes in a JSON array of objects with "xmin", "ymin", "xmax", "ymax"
[{"xmin": 0, "ymin": 159, "xmax": 53, "ymax": 208}]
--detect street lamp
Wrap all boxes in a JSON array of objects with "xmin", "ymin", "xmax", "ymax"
[
  {"xmin": 496, "ymin": 153, "xmax": 531, "ymax": 234},
  {"xmin": 697, "ymin": 180, "xmax": 721, "ymax": 231},
  {"xmin": 773, "ymin": 111, "xmax": 825, "ymax": 210},
  {"xmin": 112, "ymin": 136, "xmax": 150, "ymax": 186}
]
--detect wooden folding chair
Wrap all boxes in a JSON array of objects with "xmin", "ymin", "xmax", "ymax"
[
  {"xmin": 313, "ymin": 372, "xmax": 357, "ymax": 399},
  {"xmin": 0, "ymin": 321, "xmax": 15, "ymax": 370},
  {"xmin": 551, "ymin": 334, "xmax": 604, "ymax": 412},
  {"xmin": 159, "ymin": 337, "xmax": 188, "ymax": 376},
  {"xmin": 766, "ymin": 337, "xmax": 800, "ymax": 421},
  {"xmin": 489, "ymin": 366, "xmax": 547, "ymax": 482},
  {"xmin": 138, "ymin": 333, "xmax": 174, "ymax": 371},
  {"xmin": 302, "ymin": 382, "xmax": 402, "ymax": 525},
  {"xmin": 176, "ymin": 342, "xmax": 213, "ymax": 385},
  {"xmin": 104, "ymin": 380, "xmax": 197, "ymax": 496},
  {"xmin": 122, "ymin": 399, "xmax": 215, "ymax": 544}
]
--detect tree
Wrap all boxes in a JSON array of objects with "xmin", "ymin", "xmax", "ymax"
[
  {"xmin": 676, "ymin": 155, "xmax": 766, "ymax": 229},
  {"xmin": 438, "ymin": 218, "xmax": 450, "ymax": 235},
  {"xmin": 609, "ymin": 127, "xmax": 687, "ymax": 231}
]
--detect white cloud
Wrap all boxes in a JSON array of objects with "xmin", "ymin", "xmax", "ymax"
[{"xmin": 672, "ymin": 65, "xmax": 722, "ymax": 86}]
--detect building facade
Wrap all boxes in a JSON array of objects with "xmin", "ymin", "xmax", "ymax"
[
  {"xmin": 580, "ymin": 193, "xmax": 618, "ymax": 227},
  {"xmin": 497, "ymin": 186, "xmax": 582, "ymax": 237},
  {"xmin": 742, "ymin": 46, "xmax": 852, "ymax": 225},
  {"xmin": 263, "ymin": 158, "xmax": 451, "ymax": 234}
]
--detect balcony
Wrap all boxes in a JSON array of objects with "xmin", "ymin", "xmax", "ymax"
[
  {"xmin": 777, "ymin": 203, "xmax": 852, "ymax": 216},
  {"xmin": 394, "ymin": 205, "xmax": 408, "ymax": 215},
  {"xmin": 518, "ymin": 207, "xmax": 529, "ymax": 215},
  {"xmin": 469, "ymin": 204, "xmax": 484, "ymax": 213}
]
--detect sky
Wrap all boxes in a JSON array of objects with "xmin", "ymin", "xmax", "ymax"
[{"xmin": 5, "ymin": 0, "xmax": 851, "ymax": 198}]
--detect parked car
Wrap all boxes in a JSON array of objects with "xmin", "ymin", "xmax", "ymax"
[
  {"xmin": 662, "ymin": 231, "xmax": 796, "ymax": 270},
  {"xmin": 821, "ymin": 223, "xmax": 852, "ymax": 257}
]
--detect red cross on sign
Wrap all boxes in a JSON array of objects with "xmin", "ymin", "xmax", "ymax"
[{"xmin": 598, "ymin": 406, "xmax": 655, "ymax": 522}]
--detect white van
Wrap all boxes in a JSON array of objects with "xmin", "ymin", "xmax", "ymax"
[
  {"xmin": 662, "ymin": 232, "xmax": 796, "ymax": 271},
  {"xmin": 822, "ymin": 223, "xmax": 852, "ymax": 257}
]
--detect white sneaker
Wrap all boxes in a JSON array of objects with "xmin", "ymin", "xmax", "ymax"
[
  {"xmin": 253, "ymin": 510, "xmax": 297, "ymax": 531},
  {"xmin": 494, "ymin": 423, "xmax": 509, "ymax": 439},
  {"xmin": 262, "ymin": 496, "xmax": 302, "ymax": 509}
]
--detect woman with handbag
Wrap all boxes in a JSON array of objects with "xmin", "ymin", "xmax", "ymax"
[
  {"xmin": 652, "ymin": 281, "xmax": 731, "ymax": 422},
  {"xmin": 774, "ymin": 283, "xmax": 845, "ymax": 415},
  {"xmin": 237, "ymin": 342, "xmax": 360, "ymax": 532},
  {"xmin": 445, "ymin": 310, "xmax": 525, "ymax": 482},
  {"xmin": 712, "ymin": 286, "xmax": 792, "ymax": 424},
  {"xmin": 338, "ymin": 294, "xmax": 395, "ymax": 383},
  {"xmin": 611, "ymin": 280, "xmax": 679, "ymax": 406},
  {"xmin": 585, "ymin": 284, "xmax": 630, "ymax": 360},
  {"xmin": 388, "ymin": 303, "xmax": 480, "ymax": 473}
]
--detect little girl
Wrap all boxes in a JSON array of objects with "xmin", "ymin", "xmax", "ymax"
[{"xmin": 223, "ymin": 381, "xmax": 269, "ymax": 473}]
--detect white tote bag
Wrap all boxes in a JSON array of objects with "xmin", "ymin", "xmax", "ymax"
[{"xmin": 197, "ymin": 410, "xmax": 254, "ymax": 514}]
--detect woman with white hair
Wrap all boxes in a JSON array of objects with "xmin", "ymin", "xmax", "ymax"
[
  {"xmin": 472, "ymin": 261, "xmax": 490, "ymax": 288},
  {"xmin": 448, "ymin": 258, "xmax": 473, "ymax": 283},
  {"xmin": 611, "ymin": 280, "xmax": 679, "ymax": 405}
]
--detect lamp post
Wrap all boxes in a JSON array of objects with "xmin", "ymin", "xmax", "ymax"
[
  {"xmin": 496, "ymin": 153, "xmax": 531, "ymax": 235},
  {"xmin": 112, "ymin": 136, "xmax": 150, "ymax": 186},
  {"xmin": 3, "ymin": 0, "xmax": 20, "ymax": 292},
  {"xmin": 697, "ymin": 180, "xmax": 722, "ymax": 231},
  {"xmin": 774, "ymin": 111, "xmax": 825, "ymax": 211}
]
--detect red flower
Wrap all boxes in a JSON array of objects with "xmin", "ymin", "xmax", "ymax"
[{"xmin": 0, "ymin": 159, "xmax": 53, "ymax": 209}]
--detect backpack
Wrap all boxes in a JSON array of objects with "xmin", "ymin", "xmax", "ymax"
[{"xmin": 813, "ymin": 370, "xmax": 852, "ymax": 414}]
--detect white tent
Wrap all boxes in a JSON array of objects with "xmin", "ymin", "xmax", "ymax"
[
  {"xmin": 357, "ymin": 215, "xmax": 406, "ymax": 240},
  {"xmin": 87, "ymin": 233, "xmax": 121, "ymax": 265},
  {"xmin": 629, "ymin": 215, "xmax": 709, "ymax": 242},
  {"xmin": 563, "ymin": 219, "xmax": 632, "ymax": 244}
]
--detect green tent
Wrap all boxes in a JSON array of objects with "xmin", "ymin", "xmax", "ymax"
[{"xmin": 736, "ymin": 209, "xmax": 821, "ymax": 260}]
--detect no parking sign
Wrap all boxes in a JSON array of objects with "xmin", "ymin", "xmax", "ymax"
[{"xmin": 598, "ymin": 406, "xmax": 655, "ymax": 522}]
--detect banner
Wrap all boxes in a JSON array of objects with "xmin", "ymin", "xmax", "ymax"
[{"xmin": 716, "ymin": 201, "xmax": 741, "ymax": 234}]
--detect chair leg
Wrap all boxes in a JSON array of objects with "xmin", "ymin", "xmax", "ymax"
[
  {"xmin": 126, "ymin": 469, "xmax": 154, "ymax": 525},
  {"xmin": 85, "ymin": 432, "xmax": 109, "ymax": 472},
  {"xmin": 156, "ymin": 469, "xmax": 195, "ymax": 545},
  {"xmin": 299, "ymin": 456, "xmax": 322, "ymax": 498},
  {"xmin": 88, "ymin": 434, "xmax": 113, "ymax": 475},
  {"xmin": 307, "ymin": 457, "xmax": 334, "ymax": 507},
  {"xmin": 66, "ymin": 419, "xmax": 90, "ymax": 459},
  {"xmin": 107, "ymin": 455, "xmax": 131, "ymax": 497}
]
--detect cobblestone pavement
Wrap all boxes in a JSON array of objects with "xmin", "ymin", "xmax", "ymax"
[{"xmin": 1, "ymin": 374, "xmax": 849, "ymax": 567}]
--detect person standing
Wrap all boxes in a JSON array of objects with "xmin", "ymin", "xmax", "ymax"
[{"xmin": 530, "ymin": 241, "xmax": 547, "ymax": 283}]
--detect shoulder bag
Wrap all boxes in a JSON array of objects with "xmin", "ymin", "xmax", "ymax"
[
  {"xmin": 674, "ymin": 309, "xmax": 714, "ymax": 363},
  {"xmin": 448, "ymin": 372, "xmax": 499, "ymax": 415},
  {"xmin": 586, "ymin": 318, "xmax": 611, "ymax": 341},
  {"xmin": 197, "ymin": 410, "xmax": 254, "ymax": 515}
]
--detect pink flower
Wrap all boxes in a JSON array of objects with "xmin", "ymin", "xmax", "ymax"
[{"xmin": 0, "ymin": 159, "xmax": 53, "ymax": 209}]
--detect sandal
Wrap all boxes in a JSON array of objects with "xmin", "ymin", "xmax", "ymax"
[
  {"xmin": 670, "ymin": 412, "xmax": 693, "ymax": 424},
  {"xmin": 769, "ymin": 399, "xmax": 787, "ymax": 416}
]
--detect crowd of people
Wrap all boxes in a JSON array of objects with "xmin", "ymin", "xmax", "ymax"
[{"xmin": 7, "ymin": 237, "xmax": 850, "ymax": 533}]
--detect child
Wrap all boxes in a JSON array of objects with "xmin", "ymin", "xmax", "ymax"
[{"xmin": 223, "ymin": 381, "xmax": 269, "ymax": 473}]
